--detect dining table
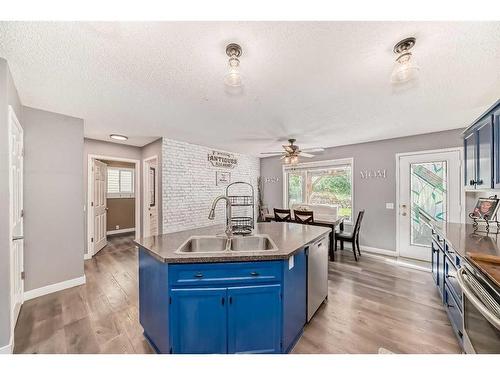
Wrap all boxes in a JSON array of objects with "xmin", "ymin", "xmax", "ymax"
[{"xmin": 263, "ymin": 213, "xmax": 345, "ymax": 261}]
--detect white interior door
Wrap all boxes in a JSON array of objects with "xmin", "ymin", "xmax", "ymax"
[
  {"xmin": 398, "ymin": 149, "xmax": 462, "ymax": 261},
  {"xmin": 93, "ymin": 160, "xmax": 107, "ymax": 253},
  {"xmin": 144, "ymin": 157, "xmax": 158, "ymax": 237},
  {"xmin": 9, "ymin": 106, "xmax": 24, "ymax": 332}
]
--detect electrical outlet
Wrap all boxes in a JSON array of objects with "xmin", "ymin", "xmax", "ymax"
[
  {"xmin": 386, "ymin": 203, "xmax": 394, "ymax": 209},
  {"xmin": 115, "ymin": 225, "xmax": 120, "ymax": 230}
]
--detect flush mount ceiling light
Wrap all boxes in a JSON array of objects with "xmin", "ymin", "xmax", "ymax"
[
  {"xmin": 224, "ymin": 43, "xmax": 243, "ymax": 87},
  {"xmin": 391, "ymin": 37, "xmax": 420, "ymax": 84},
  {"xmin": 110, "ymin": 134, "xmax": 128, "ymax": 141}
]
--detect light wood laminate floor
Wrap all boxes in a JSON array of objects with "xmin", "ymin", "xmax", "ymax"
[{"xmin": 14, "ymin": 235, "xmax": 461, "ymax": 354}]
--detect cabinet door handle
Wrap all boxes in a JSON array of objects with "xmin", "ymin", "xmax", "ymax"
[
  {"xmin": 477, "ymin": 179, "xmax": 483, "ymax": 185},
  {"xmin": 221, "ymin": 297, "xmax": 225, "ymax": 306},
  {"xmin": 250, "ymin": 272, "xmax": 259, "ymax": 276},
  {"xmin": 469, "ymin": 179, "xmax": 475, "ymax": 186},
  {"xmin": 194, "ymin": 273, "xmax": 203, "ymax": 278},
  {"xmin": 446, "ymin": 274, "xmax": 455, "ymax": 279},
  {"xmin": 229, "ymin": 296, "xmax": 233, "ymax": 304}
]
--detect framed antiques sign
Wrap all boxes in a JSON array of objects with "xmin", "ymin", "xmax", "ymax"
[
  {"xmin": 216, "ymin": 171, "xmax": 231, "ymax": 186},
  {"xmin": 207, "ymin": 150, "xmax": 238, "ymax": 169}
]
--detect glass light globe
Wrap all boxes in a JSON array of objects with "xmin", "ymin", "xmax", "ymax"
[
  {"xmin": 391, "ymin": 52, "xmax": 419, "ymax": 84},
  {"xmin": 224, "ymin": 56, "xmax": 242, "ymax": 87},
  {"xmin": 291, "ymin": 156, "xmax": 299, "ymax": 164},
  {"xmin": 284, "ymin": 156, "xmax": 290, "ymax": 164}
]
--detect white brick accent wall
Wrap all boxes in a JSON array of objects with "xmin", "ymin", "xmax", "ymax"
[{"xmin": 162, "ymin": 138, "xmax": 260, "ymax": 234}]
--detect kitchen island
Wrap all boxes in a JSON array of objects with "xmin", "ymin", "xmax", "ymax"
[{"xmin": 135, "ymin": 222, "xmax": 331, "ymax": 354}]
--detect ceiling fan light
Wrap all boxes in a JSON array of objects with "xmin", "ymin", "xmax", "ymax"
[
  {"xmin": 284, "ymin": 156, "xmax": 290, "ymax": 164},
  {"xmin": 291, "ymin": 156, "xmax": 299, "ymax": 164}
]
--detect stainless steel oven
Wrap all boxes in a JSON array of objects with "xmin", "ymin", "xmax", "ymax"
[{"xmin": 457, "ymin": 260, "xmax": 500, "ymax": 353}]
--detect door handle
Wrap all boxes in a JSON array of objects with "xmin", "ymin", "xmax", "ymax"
[{"xmin": 12, "ymin": 236, "xmax": 24, "ymax": 241}]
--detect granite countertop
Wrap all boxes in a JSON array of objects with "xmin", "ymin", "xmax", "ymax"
[
  {"xmin": 431, "ymin": 221, "xmax": 500, "ymax": 287},
  {"xmin": 134, "ymin": 222, "xmax": 331, "ymax": 264}
]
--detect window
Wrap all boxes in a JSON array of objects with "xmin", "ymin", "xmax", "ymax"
[
  {"xmin": 107, "ymin": 167, "xmax": 134, "ymax": 198},
  {"xmin": 284, "ymin": 159, "xmax": 353, "ymax": 222}
]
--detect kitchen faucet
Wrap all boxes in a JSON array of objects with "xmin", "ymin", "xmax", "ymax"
[{"xmin": 208, "ymin": 195, "xmax": 233, "ymax": 238}]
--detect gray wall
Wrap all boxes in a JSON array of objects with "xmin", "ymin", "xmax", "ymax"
[
  {"xmin": 23, "ymin": 106, "xmax": 85, "ymax": 291},
  {"xmin": 260, "ymin": 128, "xmax": 463, "ymax": 252},
  {"xmin": 0, "ymin": 58, "xmax": 22, "ymax": 348}
]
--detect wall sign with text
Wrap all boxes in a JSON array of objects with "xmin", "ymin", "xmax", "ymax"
[
  {"xmin": 207, "ymin": 150, "xmax": 238, "ymax": 169},
  {"xmin": 360, "ymin": 169, "xmax": 387, "ymax": 179}
]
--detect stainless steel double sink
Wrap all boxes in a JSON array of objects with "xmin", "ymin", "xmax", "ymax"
[{"xmin": 175, "ymin": 234, "xmax": 278, "ymax": 254}]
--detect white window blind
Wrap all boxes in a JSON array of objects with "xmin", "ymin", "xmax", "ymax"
[{"xmin": 107, "ymin": 167, "xmax": 134, "ymax": 198}]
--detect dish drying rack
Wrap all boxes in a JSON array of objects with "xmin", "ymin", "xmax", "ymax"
[{"xmin": 226, "ymin": 181, "xmax": 255, "ymax": 235}]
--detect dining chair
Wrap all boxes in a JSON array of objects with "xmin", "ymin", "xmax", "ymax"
[
  {"xmin": 294, "ymin": 210, "xmax": 314, "ymax": 224},
  {"xmin": 274, "ymin": 208, "xmax": 292, "ymax": 222},
  {"xmin": 335, "ymin": 210, "xmax": 365, "ymax": 261}
]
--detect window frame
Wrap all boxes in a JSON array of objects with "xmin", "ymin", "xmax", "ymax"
[
  {"xmin": 107, "ymin": 166, "xmax": 135, "ymax": 199},
  {"xmin": 282, "ymin": 158, "xmax": 354, "ymax": 224}
]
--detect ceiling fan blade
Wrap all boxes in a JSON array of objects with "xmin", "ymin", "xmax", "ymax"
[
  {"xmin": 300, "ymin": 152, "xmax": 316, "ymax": 158},
  {"xmin": 260, "ymin": 151, "xmax": 285, "ymax": 155},
  {"xmin": 280, "ymin": 155, "xmax": 287, "ymax": 160},
  {"xmin": 300, "ymin": 147, "xmax": 325, "ymax": 153},
  {"xmin": 283, "ymin": 145, "xmax": 294, "ymax": 152}
]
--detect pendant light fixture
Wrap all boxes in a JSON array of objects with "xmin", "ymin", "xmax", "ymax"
[
  {"xmin": 391, "ymin": 37, "xmax": 419, "ymax": 84},
  {"xmin": 224, "ymin": 43, "xmax": 242, "ymax": 87}
]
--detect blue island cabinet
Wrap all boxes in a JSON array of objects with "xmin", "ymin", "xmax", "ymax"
[
  {"xmin": 170, "ymin": 287, "xmax": 228, "ymax": 354},
  {"xmin": 138, "ymin": 247, "xmax": 308, "ymax": 354}
]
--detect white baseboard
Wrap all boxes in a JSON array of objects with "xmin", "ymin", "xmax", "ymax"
[
  {"xmin": 107, "ymin": 228, "xmax": 135, "ymax": 235},
  {"xmin": 360, "ymin": 245, "xmax": 398, "ymax": 257},
  {"xmin": 24, "ymin": 275, "xmax": 86, "ymax": 301}
]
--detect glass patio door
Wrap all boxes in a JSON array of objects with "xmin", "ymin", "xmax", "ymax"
[{"xmin": 397, "ymin": 150, "xmax": 462, "ymax": 261}]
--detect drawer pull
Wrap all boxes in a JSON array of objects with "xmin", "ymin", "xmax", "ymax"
[
  {"xmin": 446, "ymin": 274, "xmax": 455, "ymax": 279},
  {"xmin": 250, "ymin": 272, "xmax": 259, "ymax": 277},
  {"xmin": 194, "ymin": 273, "xmax": 204, "ymax": 278}
]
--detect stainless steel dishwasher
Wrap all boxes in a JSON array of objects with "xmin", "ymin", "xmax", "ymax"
[{"xmin": 307, "ymin": 234, "xmax": 329, "ymax": 322}]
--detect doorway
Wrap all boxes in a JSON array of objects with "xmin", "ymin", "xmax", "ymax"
[
  {"xmin": 87, "ymin": 155, "xmax": 140, "ymax": 257},
  {"xmin": 143, "ymin": 155, "xmax": 159, "ymax": 237},
  {"xmin": 397, "ymin": 148, "xmax": 463, "ymax": 261},
  {"xmin": 8, "ymin": 106, "xmax": 24, "ymax": 340}
]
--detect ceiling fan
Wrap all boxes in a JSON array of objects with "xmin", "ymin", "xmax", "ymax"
[{"xmin": 260, "ymin": 139, "xmax": 324, "ymax": 164}]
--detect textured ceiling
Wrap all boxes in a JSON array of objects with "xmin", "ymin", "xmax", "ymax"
[{"xmin": 1, "ymin": 21, "xmax": 500, "ymax": 154}]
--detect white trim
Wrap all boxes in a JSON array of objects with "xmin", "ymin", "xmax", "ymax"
[
  {"xmin": 395, "ymin": 147, "xmax": 464, "ymax": 258},
  {"xmin": 84, "ymin": 253, "xmax": 92, "ymax": 260},
  {"xmin": 107, "ymin": 228, "xmax": 135, "ymax": 235},
  {"xmin": 0, "ymin": 339, "xmax": 13, "ymax": 354},
  {"xmin": 87, "ymin": 154, "xmax": 141, "ymax": 258},
  {"xmin": 143, "ymin": 155, "xmax": 159, "ymax": 237},
  {"xmin": 282, "ymin": 157, "xmax": 354, "ymax": 224},
  {"xmin": 7, "ymin": 105, "xmax": 23, "ymax": 354},
  {"xmin": 24, "ymin": 276, "xmax": 86, "ymax": 301}
]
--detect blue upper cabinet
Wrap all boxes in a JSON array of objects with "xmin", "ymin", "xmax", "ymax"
[
  {"xmin": 170, "ymin": 287, "xmax": 228, "ymax": 354},
  {"xmin": 227, "ymin": 284, "xmax": 282, "ymax": 354},
  {"xmin": 494, "ymin": 107, "xmax": 500, "ymax": 189},
  {"xmin": 476, "ymin": 117, "xmax": 494, "ymax": 188},
  {"xmin": 464, "ymin": 131, "xmax": 477, "ymax": 188},
  {"xmin": 464, "ymin": 100, "xmax": 499, "ymax": 190}
]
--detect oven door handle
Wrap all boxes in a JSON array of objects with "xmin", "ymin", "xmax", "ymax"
[{"xmin": 457, "ymin": 268, "xmax": 500, "ymax": 330}]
